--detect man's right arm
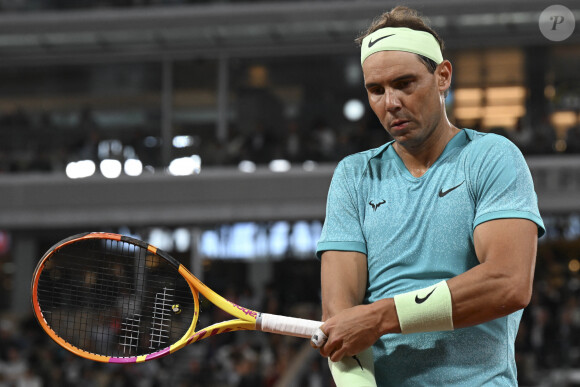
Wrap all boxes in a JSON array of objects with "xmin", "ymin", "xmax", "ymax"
[
  {"xmin": 319, "ymin": 250, "xmax": 399, "ymax": 360},
  {"xmin": 321, "ymin": 250, "xmax": 368, "ymax": 320}
]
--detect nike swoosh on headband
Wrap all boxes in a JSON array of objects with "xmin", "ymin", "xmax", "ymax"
[{"xmin": 368, "ymin": 34, "xmax": 395, "ymax": 48}]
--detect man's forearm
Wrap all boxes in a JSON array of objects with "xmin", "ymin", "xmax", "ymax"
[{"xmin": 321, "ymin": 250, "xmax": 369, "ymax": 320}]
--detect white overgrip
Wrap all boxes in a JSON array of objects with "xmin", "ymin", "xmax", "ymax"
[{"xmin": 257, "ymin": 313, "xmax": 322, "ymax": 338}]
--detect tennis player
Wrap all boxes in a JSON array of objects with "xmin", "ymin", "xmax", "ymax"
[{"xmin": 313, "ymin": 6, "xmax": 545, "ymax": 386}]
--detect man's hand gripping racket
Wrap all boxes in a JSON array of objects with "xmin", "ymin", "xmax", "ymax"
[{"xmin": 31, "ymin": 232, "xmax": 327, "ymax": 363}]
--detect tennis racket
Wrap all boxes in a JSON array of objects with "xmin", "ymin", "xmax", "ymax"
[{"xmin": 31, "ymin": 232, "xmax": 324, "ymax": 364}]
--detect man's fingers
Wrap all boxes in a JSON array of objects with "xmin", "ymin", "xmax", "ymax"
[
  {"xmin": 329, "ymin": 349, "xmax": 347, "ymax": 363},
  {"xmin": 311, "ymin": 327, "xmax": 328, "ymax": 348}
]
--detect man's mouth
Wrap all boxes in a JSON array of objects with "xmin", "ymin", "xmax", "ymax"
[{"xmin": 390, "ymin": 120, "xmax": 409, "ymax": 130}]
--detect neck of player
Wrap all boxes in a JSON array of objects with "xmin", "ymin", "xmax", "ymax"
[{"xmin": 393, "ymin": 117, "xmax": 460, "ymax": 178}]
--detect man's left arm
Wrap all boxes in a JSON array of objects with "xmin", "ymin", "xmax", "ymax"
[{"xmin": 447, "ymin": 217, "xmax": 538, "ymax": 328}]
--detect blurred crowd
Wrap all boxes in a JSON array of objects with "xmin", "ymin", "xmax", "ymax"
[
  {"xmin": 517, "ymin": 248, "xmax": 580, "ymax": 385},
  {"xmin": 0, "ymin": 106, "xmax": 390, "ymax": 174},
  {"xmin": 1, "ymin": 106, "xmax": 580, "ymax": 176}
]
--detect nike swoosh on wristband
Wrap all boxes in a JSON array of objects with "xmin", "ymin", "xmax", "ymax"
[
  {"xmin": 352, "ymin": 355, "xmax": 363, "ymax": 371},
  {"xmin": 368, "ymin": 34, "xmax": 395, "ymax": 48},
  {"xmin": 438, "ymin": 181, "xmax": 465, "ymax": 198},
  {"xmin": 415, "ymin": 287, "xmax": 436, "ymax": 304}
]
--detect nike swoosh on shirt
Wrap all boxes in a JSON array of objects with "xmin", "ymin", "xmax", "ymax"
[
  {"xmin": 368, "ymin": 34, "xmax": 395, "ymax": 48},
  {"xmin": 438, "ymin": 181, "xmax": 465, "ymax": 198}
]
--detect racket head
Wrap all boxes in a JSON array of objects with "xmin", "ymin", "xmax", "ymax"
[{"xmin": 31, "ymin": 232, "xmax": 200, "ymax": 363}]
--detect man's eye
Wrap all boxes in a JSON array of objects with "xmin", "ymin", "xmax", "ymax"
[{"xmin": 397, "ymin": 80, "xmax": 411, "ymax": 89}]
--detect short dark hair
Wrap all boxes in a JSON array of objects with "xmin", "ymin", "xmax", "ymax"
[{"xmin": 355, "ymin": 6, "xmax": 444, "ymax": 74}]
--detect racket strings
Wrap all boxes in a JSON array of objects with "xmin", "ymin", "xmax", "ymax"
[
  {"xmin": 119, "ymin": 314, "xmax": 141, "ymax": 354},
  {"xmin": 36, "ymin": 238, "xmax": 196, "ymax": 358},
  {"xmin": 149, "ymin": 286, "xmax": 174, "ymax": 349}
]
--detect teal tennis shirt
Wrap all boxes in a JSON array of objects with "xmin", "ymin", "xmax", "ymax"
[{"xmin": 316, "ymin": 129, "xmax": 545, "ymax": 386}]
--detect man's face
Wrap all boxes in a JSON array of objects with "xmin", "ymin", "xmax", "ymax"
[{"xmin": 362, "ymin": 51, "xmax": 449, "ymax": 149}]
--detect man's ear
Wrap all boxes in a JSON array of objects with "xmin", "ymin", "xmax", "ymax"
[{"xmin": 436, "ymin": 60, "xmax": 452, "ymax": 93}]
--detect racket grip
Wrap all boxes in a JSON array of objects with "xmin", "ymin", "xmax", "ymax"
[{"xmin": 257, "ymin": 313, "xmax": 322, "ymax": 339}]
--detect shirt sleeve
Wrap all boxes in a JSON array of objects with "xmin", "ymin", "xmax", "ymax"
[
  {"xmin": 316, "ymin": 159, "xmax": 368, "ymax": 259},
  {"xmin": 468, "ymin": 135, "xmax": 545, "ymax": 237}
]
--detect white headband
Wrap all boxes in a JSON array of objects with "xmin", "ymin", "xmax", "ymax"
[{"xmin": 361, "ymin": 27, "xmax": 443, "ymax": 66}]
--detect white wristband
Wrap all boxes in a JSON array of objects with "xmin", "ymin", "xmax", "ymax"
[
  {"xmin": 393, "ymin": 280, "xmax": 454, "ymax": 334},
  {"xmin": 328, "ymin": 347, "xmax": 376, "ymax": 387}
]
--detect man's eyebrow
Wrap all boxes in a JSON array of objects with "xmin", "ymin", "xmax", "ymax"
[
  {"xmin": 364, "ymin": 81, "xmax": 380, "ymax": 90},
  {"xmin": 364, "ymin": 73, "xmax": 416, "ymax": 90},
  {"xmin": 392, "ymin": 74, "xmax": 416, "ymax": 83}
]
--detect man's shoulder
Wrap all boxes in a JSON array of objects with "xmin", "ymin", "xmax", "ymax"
[
  {"xmin": 463, "ymin": 129, "xmax": 522, "ymax": 158},
  {"xmin": 330, "ymin": 142, "xmax": 394, "ymax": 189},
  {"xmin": 464, "ymin": 128, "xmax": 516, "ymax": 147},
  {"xmin": 336, "ymin": 141, "xmax": 393, "ymax": 170}
]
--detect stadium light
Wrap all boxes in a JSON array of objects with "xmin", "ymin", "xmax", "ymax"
[
  {"xmin": 100, "ymin": 159, "xmax": 122, "ymax": 179},
  {"xmin": 65, "ymin": 160, "xmax": 96, "ymax": 179}
]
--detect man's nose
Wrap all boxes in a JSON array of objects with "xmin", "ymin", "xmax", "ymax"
[{"xmin": 384, "ymin": 89, "xmax": 402, "ymax": 112}]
